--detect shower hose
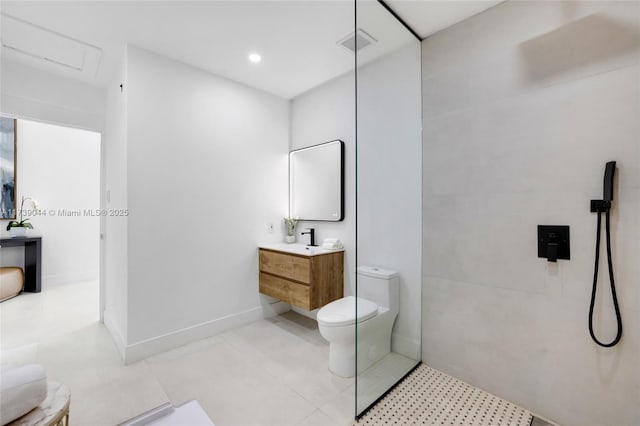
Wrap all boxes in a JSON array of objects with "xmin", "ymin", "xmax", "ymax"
[{"xmin": 588, "ymin": 208, "xmax": 623, "ymax": 347}]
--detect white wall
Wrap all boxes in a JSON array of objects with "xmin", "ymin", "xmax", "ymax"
[
  {"xmin": 357, "ymin": 44, "xmax": 422, "ymax": 359},
  {"xmin": 121, "ymin": 46, "xmax": 289, "ymax": 358},
  {"xmin": 290, "ymin": 44, "xmax": 422, "ymax": 359},
  {"xmin": 0, "ymin": 61, "xmax": 106, "ymax": 132},
  {"xmin": 421, "ymin": 2, "xmax": 640, "ymax": 425},
  {"xmin": 102, "ymin": 48, "xmax": 129, "ymax": 354},
  {"xmin": 0, "ymin": 119, "xmax": 100, "ymax": 286},
  {"xmin": 290, "ymin": 73, "xmax": 356, "ymax": 299}
]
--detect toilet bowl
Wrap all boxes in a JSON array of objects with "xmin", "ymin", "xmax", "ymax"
[{"xmin": 317, "ymin": 266, "xmax": 399, "ymax": 378}]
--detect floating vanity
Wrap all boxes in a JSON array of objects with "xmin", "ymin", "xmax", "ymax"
[{"xmin": 258, "ymin": 244, "xmax": 344, "ymax": 310}]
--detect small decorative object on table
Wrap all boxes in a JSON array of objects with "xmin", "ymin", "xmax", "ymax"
[
  {"xmin": 284, "ymin": 217, "xmax": 298, "ymax": 243},
  {"xmin": 6, "ymin": 196, "xmax": 40, "ymax": 238}
]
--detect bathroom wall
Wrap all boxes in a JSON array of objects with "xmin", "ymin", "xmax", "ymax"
[
  {"xmin": 0, "ymin": 61, "xmax": 106, "ymax": 132},
  {"xmin": 353, "ymin": 4, "xmax": 422, "ymax": 412},
  {"xmin": 103, "ymin": 49, "xmax": 129, "ymax": 354},
  {"xmin": 357, "ymin": 44, "xmax": 422, "ymax": 359},
  {"xmin": 119, "ymin": 46, "xmax": 289, "ymax": 360},
  {"xmin": 421, "ymin": 2, "xmax": 640, "ymax": 425},
  {"xmin": 291, "ymin": 44, "xmax": 422, "ymax": 359},
  {"xmin": 0, "ymin": 119, "xmax": 101, "ymax": 285},
  {"xmin": 290, "ymin": 73, "xmax": 356, "ymax": 298}
]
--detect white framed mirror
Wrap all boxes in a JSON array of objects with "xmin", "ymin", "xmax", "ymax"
[{"xmin": 290, "ymin": 140, "xmax": 344, "ymax": 221}]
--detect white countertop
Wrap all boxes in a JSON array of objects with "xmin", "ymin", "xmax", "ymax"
[{"xmin": 258, "ymin": 243, "xmax": 344, "ymax": 257}]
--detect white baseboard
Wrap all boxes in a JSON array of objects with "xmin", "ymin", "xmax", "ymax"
[
  {"xmin": 391, "ymin": 332, "xmax": 421, "ymax": 360},
  {"xmin": 44, "ymin": 274, "xmax": 99, "ymax": 287},
  {"xmin": 122, "ymin": 301, "xmax": 289, "ymax": 364},
  {"xmin": 103, "ymin": 309, "xmax": 127, "ymax": 361}
]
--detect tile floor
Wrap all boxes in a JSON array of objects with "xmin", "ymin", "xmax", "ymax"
[
  {"xmin": 148, "ymin": 401, "xmax": 213, "ymax": 425},
  {"xmin": 356, "ymin": 352, "xmax": 418, "ymax": 414},
  {"xmin": 1, "ymin": 281, "xmax": 551, "ymax": 426},
  {"xmin": 0, "ymin": 279, "xmax": 99, "ymax": 349},
  {"xmin": 0, "ymin": 281, "xmax": 355, "ymax": 425},
  {"xmin": 355, "ymin": 365, "xmax": 533, "ymax": 426}
]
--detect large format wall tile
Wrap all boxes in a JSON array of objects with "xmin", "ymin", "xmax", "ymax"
[
  {"xmin": 422, "ymin": 2, "xmax": 640, "ymax": 425},
  {"xmin": 424, "ymin": 65, "xmax": 640, "ymax": 197},
  {"xmin": 422, "ymin": 1, "xmax": 640, "ymax": 117}
]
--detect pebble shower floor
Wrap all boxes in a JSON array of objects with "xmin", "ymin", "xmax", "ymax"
[{"xmin": 355, "ymin": 364, "xmax": 533, "ymax": 426}]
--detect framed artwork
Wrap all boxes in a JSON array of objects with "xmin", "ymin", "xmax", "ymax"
[{"xmin": 1, "ymin": 117, "xmax": 16, "ymax": 219}]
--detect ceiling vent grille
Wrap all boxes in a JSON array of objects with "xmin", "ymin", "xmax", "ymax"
[
  {"xmin": 337, "ymin": 29, "xmax": 377, "ymax": 53},
  {"xmin": 0, "ymin": 13, "xmax": 102, "ymax": 77}
]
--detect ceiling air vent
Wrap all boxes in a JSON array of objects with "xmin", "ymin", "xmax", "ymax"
[
  {"xmin": 0, "ymin": 13, "xmax": 102, "ymax": 78},
  {"xmin": 337, "ymin": 29, "xmax": 377, "ymax": 53}
]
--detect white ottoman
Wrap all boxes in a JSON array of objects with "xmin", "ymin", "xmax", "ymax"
[
  {"xmin": 0, "ymin": 267, "xmax": 24, "ymax": 302},
  {"xmin": 0, "ymin": 364, "xmax": 47, "ymax": 425},
  {"xmin": 7, "ymin": 382, "xmax": 70, "ymax": 426}
]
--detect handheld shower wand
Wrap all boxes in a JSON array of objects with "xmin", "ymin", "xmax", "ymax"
[{"xmin": 589, "ymin": 161, "xmax": 622, "ymax": 347}]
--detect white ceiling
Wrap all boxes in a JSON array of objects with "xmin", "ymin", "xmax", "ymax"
[
  {"xmin": 387, "ymin": 0, "xmax": 503, "ymax": 39},
  {"xmin": 0, "ymin": 1, "xmax": 502, "ymax": 99}
]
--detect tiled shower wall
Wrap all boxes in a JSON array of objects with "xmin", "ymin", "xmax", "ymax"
[{"xmin": 421, "ymin": 2, "xmax": 640, "ymax": 425}]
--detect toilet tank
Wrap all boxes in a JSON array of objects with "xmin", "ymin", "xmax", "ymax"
[{"xmin": 356, "ymin": 266, "xmax": 399, "ymax": 312}]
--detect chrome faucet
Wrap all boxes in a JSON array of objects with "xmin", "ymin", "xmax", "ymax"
[{"xmin": 301, "ymin": 228, "xmax": 316, "ymax": 247}]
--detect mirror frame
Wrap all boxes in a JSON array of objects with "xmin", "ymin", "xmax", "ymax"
[{"xmin": 289, "ymin": 139, "xmax": 345, "ymax": 222}]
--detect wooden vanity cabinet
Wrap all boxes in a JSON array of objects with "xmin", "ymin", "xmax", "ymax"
[{"xmin": 258, "ymin": 248, "xmax": 343, "ymax": 310}]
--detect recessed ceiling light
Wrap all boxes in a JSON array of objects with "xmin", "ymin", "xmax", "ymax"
[{"xmin": 248, "ymin": 53, "xmax": 262, "ymax": 63}]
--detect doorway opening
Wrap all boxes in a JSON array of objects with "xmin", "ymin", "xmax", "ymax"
[{"xmin": 0, "ymin": 118, "xmax": 102, "ymax": 352}]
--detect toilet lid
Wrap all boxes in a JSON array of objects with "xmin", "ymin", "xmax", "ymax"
[{"xmin": 317, "ymin": 296, "xmax": 378, "ymax": 327}]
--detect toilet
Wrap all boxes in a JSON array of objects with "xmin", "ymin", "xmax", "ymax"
[{"xmin": 317, "ymin": 266, "xmax": 399, "ymax": 378}]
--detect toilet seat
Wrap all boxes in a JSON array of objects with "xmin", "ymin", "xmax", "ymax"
[{"xmin": 317, "ymin": 296, "xmax": 378, "ymax": 327}]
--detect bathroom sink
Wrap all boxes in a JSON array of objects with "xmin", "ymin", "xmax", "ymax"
[{"xmin": 258, "ymin": 243, "xmax": 343, "ymax": 257}]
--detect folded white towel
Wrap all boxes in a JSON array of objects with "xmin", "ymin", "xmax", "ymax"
[{"xmin": 322, "ymin": 239, "xmax": 344, "ymax": 250}]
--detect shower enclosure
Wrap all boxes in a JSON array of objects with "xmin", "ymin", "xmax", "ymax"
[{"xmin": 354, "ymin": 0, "xmax": 423, "ymax": 417}]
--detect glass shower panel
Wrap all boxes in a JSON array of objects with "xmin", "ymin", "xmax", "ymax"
[{"xmin": 355, "ymin": 0, "xmax": 422, "ymax": 417}]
